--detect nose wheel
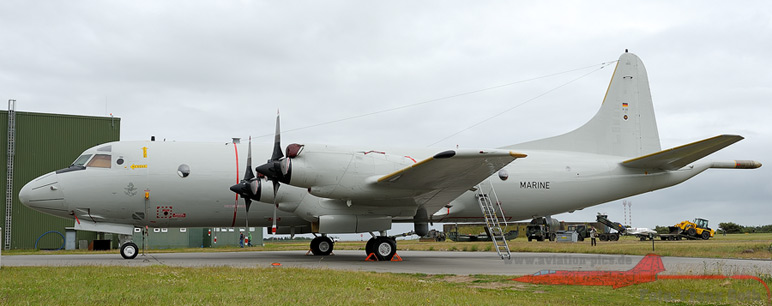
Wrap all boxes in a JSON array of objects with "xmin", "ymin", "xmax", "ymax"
[{"xmin": 120, "ymin": 242, "xmax": 139, "ymax": 259}]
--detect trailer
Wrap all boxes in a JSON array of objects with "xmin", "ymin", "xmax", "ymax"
[
  {"xmin": 447, "ymin": 230, "xmax": 518, "ymax": 242},
  {"xmin": 659, "ymin": 218, "xmax": 714, "ymax": 240},
  {"xmin": 595, "ymin": 214, "xmax": 624, "ymax": 241}
]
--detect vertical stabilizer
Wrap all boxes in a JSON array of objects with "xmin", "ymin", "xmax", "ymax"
[{"xmin": 509, "ymin": 51, "xmax": 661, "ymax": 157}]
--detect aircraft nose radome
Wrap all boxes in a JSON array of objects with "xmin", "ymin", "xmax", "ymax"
[
  {"xmin": 18, "ymin": 180, "xmax": 32, "ymax": 206},
  {"xmin": 18, "ymin": 172, "xmax": 67, "ymax": 217}
]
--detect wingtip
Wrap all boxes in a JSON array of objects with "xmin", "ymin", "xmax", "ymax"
[
  {"xmin": 510, "ymin": 151, "xmax": 527, "ymax": 158},
  {"xmin": 710, "ymin": 160, "xmax": 762, "ymax": 169},
  {"xmin": 734, "ymin": 160, "xmax": 761, "ymax": 169}
]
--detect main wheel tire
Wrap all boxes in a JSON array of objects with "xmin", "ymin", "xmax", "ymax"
[
  {"xmin": 701, "ymin": 231, "xmax": 710, "ymax": 240},
  {"xmin": 611, "ymin": 234, "xmax": 619, "ymax": 241},
  {"xmin": 365, "ymin": 238, "xmax": 377, "ymax": 256},
  {"xmin": 310, "ymin": 236, "xmax": 334, "ymax": 256},
  {"xmin": 550, "ymin": 233, "xmax": 557, "ymax": 241},
  {"xmin": 373, "ymin": 237, "xmax": 397, "ymax": 261},
  {"xmin": 599, "ymin": 234, "xmax": 608, "ymax": 241},
  {"xmin": 120, "ymin": 242, "xmax": 139, "ymax": 259}
]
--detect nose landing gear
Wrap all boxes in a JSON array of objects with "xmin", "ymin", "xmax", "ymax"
[{"xmin": 120, "ymin": 242, "xmax": 139, "ymax": 259}]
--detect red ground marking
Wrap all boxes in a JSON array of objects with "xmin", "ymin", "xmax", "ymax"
[{"xmin": 512, "ymin": 253, "xmax": 770, "ymax": 302}]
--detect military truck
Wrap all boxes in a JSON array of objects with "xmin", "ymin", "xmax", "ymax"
[
  {"xmin": 526, "ymin": 217, "xmax": 560, "ymax": 241},
  {"xmin": 566, "ymin": 224, "xmax": 590, "ymax": 241}
]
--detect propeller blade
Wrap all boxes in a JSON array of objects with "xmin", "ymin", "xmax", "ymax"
[
  {"xmin": 271, "ymin": 111, "xmax": 283, "ymax": 161},
  {"xmin": 256, "ymin": 113, "xmax": 292, "ymax": 184},
  {"xmin": 244, "ymin": 136, "xmax": 254, "ymax": 182},
  {"xmin": 271, "ymin": 203, "xmax": 277, "ymax": 234},
  {"xmin": 271, "ymin": 179, "xmax": 279, "ymax": 234},
  {"xmin": 245, "ymin": 137, "xmax": 254, "ymax": 213}
]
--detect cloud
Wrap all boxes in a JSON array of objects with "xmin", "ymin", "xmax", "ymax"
[{"xmin": 2, "ymin": 1, "xmax": 769, "ymax": 227}]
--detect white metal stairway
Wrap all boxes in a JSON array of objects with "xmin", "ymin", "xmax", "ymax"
[{"xmin": 475, "ymin": 180, "xmax": 511, "ymax": 260}]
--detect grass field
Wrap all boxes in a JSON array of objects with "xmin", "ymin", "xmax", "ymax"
[
  {"xmin": 1, "ymin": 266, "xmax": 770, "ymax": 305},
  {"xmin": 1, "ymin": 234, "xmax": 771, "ymax": 304}
]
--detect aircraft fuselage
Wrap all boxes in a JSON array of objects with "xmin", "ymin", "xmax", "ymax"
[{"xmin": 20, "ymin": 140, "xmax": 709, "ymax": 231}]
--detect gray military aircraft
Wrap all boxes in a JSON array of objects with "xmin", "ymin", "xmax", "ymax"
[{"xmin": 19, "ymin": 51, "xmax": 761, "ymax": 260}]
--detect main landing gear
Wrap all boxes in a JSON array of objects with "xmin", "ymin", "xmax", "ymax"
[
  {"xmin": 309, "ymin": 235, "xmax": 334, "ymax": 256},
  {"xmin": 365, "ymin": 236, "xmax": 397, "ymax": 261},
  {"xmin": 307, "ymin": 233, "xmax": 398, "ymax": 261}
]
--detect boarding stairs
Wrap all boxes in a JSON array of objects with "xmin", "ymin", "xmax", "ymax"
[{"xmin": 475, "ymin": 180, "xmax": 511, "ymax": 260}]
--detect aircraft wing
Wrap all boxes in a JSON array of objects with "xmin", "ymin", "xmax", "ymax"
[
  {"xmin": 621, "ymin": 135, "xmax": 743, "ymax": 170},
  {"xmin": 377, "ymin": 149, "xmax": 526, "ymax": 212}
]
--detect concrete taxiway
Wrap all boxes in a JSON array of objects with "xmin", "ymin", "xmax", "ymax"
[{"xmin": 2, "ymin": 250, "xmax": 771, "ymax": 276}]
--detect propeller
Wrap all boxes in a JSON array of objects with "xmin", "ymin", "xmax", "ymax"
[
  {"xmin": 229, "ymin": 137, "xmax": 261, "ymax": 232},
  {"xmin": 256, "ymin": 111, "xmax": 289, "ymax": 235},
  {"xmin": 256, "ymin": 112, "xmax": 292, "ymax": 185}
]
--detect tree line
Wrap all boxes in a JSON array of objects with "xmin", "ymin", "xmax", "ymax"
[{"xmin": 717, "ymin": 222, "xmax": 772, "ymax": 234}]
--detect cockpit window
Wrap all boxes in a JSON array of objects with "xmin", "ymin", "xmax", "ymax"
[
  {"xmin": 57, "ymin": 154, "xmax": 92, "ymax": 174},
  {"xmin": 86, "ymin": 154, "xmax": 112, "ymax": 168},
  {"xmin": 72, "ymin": 154, "xmax": 93, "ymax": 167}
]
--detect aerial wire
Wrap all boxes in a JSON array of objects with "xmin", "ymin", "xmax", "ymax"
[
  {"xmin": 427, "ymin": 60, "xmax": 617, "ymax": 147},
  {"xmin": 255, "ymin": 61, "xmax": 616, "ymax": 139}
]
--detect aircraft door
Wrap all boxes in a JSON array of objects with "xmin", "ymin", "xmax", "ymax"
[{"xmin": 113, "ymin": 145, "xmax": 150, "ymax": 226}]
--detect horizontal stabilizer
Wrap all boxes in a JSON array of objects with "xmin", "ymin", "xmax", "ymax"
[{"xmin": 621, "ymin": 135, "xmax": 744, "ymax": 170}]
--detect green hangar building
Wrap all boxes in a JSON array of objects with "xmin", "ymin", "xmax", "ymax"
[
  {"xmin": 3, "ymin": 101, "xmax": 260, "ymax": 251},
  {"xmin": 2, "ymin": 103, "xmax": 120, "ymax": 250}
]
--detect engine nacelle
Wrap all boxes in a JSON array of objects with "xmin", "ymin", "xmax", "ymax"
[{"xmin": 286, "ymin": 145, "xmax": 418, "ymax": 200}]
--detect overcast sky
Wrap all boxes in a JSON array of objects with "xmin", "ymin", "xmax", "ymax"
[{"xmin": 2, "ymin": 1, "xmax": 770, "ymax": 231}]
